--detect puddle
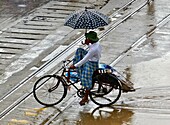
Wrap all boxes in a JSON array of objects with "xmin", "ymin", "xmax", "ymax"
[
  {"xmin": 77, "ymin": 107, "xmax": 134, "ymax": 125},
  {"xmin": 131, "ymin": 52, "xmax": 170, "ymax": 88}
]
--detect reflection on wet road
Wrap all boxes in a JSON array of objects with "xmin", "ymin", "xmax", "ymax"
[
  {"xmin": 132, "ymin": 52, "xmax": 170, "ymax": 88},
  {"xmin": 76, "ymin": 83, "xmax": 170, "ymax": 125},
  {"xmin": 0, "ymin": 0, "xmax": 170, "ymax": 124},
  {"xmin": 77, "ymin": 2, "xmax": 170, "ymax": 125},
  {"xmin": 77, "ymin": 107, "xmax": 134, "ymax": 125}
]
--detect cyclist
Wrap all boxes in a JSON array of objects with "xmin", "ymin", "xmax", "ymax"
[{"xmin": 69, "ymin": 31, "xmax": 102, "ymax": 106}]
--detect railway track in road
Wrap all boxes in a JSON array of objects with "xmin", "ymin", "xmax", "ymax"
[
  {"xmin": 0, "ymin": 0, "xmax": 108, "ymax": 81},
  {"xmin": 41, "ymin": 8, "xmax": 170, "ymax": 125},
  {"xmin": 0, "ymin": 0, "xmax": 152, "ymax": 121},
  {"xmin": 2, "ymin": 0, "xmax": 169, "ymax": 124},
  {"xmin": 0, "ymin": 0, "xmax": 108, "ymax": 119}
]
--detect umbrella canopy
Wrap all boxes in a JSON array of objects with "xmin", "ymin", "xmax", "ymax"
[{"xmin": 64, "ymin": 8, "xmax": 109, "ymax": 29}]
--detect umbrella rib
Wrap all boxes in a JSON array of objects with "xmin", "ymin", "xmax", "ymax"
[
  {"xmin": 74, "ymin": 11, "xmax": 83, "ymax": 29},
  {"xmin": 92, "ymin": 10, "xmax": 109, "ymax": 24},
  {"xmin": 64, "ymin": 9, "xmax": 109, "ymax": 29},
  {"xmin": 88, "ymin": 12, "xmax": 97, "ymax": 29}
]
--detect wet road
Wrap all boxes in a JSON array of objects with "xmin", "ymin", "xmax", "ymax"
[
  {"xmin": 0, "ymin": 0, "xmax": 170, "ymax": 125},
  {"xmin": 0, "ymin": 0, "xmax": 50, "ymax": 29}
]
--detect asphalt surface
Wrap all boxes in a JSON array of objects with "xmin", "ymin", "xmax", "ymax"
[{"xmin": 0, "ymin": 0, "xmax": 170, "ymax": 125}]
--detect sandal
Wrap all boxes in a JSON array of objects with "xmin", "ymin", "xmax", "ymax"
[{"xmin": 79, "ymin": 98, "xmax": 89, "ymax": 106}]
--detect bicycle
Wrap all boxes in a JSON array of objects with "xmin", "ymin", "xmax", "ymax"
[{"xmin": 33, "ymin": 60, "xmax": 124, "ymax": 106}]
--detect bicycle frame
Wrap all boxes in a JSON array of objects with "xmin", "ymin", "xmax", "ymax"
[
  {"xmin": 55, "ymin": 60, "xmax": 84, "ymax": 94},
  {"xmin": 33, "ymin": 60, "xmax": 124, "ymax": 106}
]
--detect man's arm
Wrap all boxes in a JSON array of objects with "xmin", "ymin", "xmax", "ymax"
[{"xmin": 74, "ymin": 50, "xmax": 94, "ymax": 67}]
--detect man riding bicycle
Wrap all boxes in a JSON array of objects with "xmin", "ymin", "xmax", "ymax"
[{"xmin": 69, "ymin": 31, "xmax": 102, "ymax": 106}]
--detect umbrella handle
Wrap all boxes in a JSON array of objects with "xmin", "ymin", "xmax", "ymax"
[{"xmin": 85, "ymin": 29, "xmax": 87, "ymax": 33}]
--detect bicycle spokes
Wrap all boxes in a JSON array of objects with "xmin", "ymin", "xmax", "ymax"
[
  {"xmin": 33, "ymin": 75, "xmax": 67, "ymax": 106},
  {"xmin": 90, "ymin": 81, "xmax": 121, "ymax": 106}
]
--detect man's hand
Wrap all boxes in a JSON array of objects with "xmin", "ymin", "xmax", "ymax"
[{"xmin": 69, "ymin": 65, "xmax": 76, "ymax": 69}]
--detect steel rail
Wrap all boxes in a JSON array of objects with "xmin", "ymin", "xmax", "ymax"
[
  {"xmin": 38, "ymin": 1, "xmax": 156, "ymax": 124},
  {"xmin": 44, "ymin": 13, "xmax": 170, "ymax": 125},
  {"xmin": 0, "ymin": 0, "xmax": 138, "ymax": 103},
  {"xmin": 99, "ymin": 0, "xmax": 149, "ymax": 39},
  {"xmin": 111, "ymin": 0, "xmax": 137, "ymax": 17},
  {"xmin": 41, "ymin": 3, "xmax": 170, "ymax": 125},
  {"xmin": 110, "ymin": 14, "xmax": 170, "ymax": 66},
  {"xmin": 0, "ymin": 0, "xmax": 151, "ymax": 121}
]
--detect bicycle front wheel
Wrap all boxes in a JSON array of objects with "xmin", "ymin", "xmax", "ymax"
[
  {"xmin": 33, "ymin": 75, "xmax": 67, "ymax": 106},
  {"xmin": 90, "ymin": 79, "xmax": 121, "ymax": 106}
]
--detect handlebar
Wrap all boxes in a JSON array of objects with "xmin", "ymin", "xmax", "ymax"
[{"xmin": 62, "ymin": 60, "xmax": 72, "ymax": 68}]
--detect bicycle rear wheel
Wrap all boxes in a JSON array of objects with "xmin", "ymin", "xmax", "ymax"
[
  {"xmin": 90, "ymin": 76, "xmax": 121, "ymax": 106},
  {"xmin": 33, "ymin": 75, "xmax": 67, "ymax": 106}
]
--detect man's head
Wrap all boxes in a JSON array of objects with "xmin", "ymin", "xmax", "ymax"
[{"xmin": 85, "ymin": 31, "xmax": 99, "ymax": 45}]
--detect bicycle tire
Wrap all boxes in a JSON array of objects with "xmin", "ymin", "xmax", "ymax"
[
  {"xmin": 33, "ymin": 75, "xmax": 67, "ymax": 106},
  {"xmin": 90, "ymin": 74, "xmax": 121, "ymax": 106}
]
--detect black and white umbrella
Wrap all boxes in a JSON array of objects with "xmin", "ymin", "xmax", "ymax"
[{"xmin": 64, "ymin": 8, "xmax": 109, "ymax": 30}]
